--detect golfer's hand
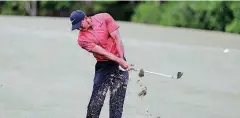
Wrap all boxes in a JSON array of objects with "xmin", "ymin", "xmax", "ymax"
[{"xmin": 118, "ymin": 58, "xmax": 130, "ymax": 71}]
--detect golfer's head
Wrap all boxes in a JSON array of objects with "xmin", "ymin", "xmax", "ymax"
[{"xmin": 70, "ymin": 10, "xmax": 87, "ymax": 31}]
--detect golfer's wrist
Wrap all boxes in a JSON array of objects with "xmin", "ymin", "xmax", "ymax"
[{"xmin": 115, "ymin": 57, "xmax": 122, "ymax": 64}]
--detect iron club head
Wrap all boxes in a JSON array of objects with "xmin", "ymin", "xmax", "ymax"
[{"xmin": 177, "ymin": 72, "xmax": 183, "ymax": 79}]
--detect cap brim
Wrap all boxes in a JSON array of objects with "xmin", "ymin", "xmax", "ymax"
[{"xmin": 71, "ymin": 22, "xmax": 81, "ymax": 31}]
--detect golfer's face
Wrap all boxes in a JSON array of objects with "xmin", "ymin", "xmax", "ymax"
[{"xmin": 80, "ymin": 17, "xmax": 89, "ymax": 29}]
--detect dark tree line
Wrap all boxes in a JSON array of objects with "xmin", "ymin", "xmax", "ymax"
[{"xmin": 0, "ymin": 1, "xmax": 239, "ymax": 33}]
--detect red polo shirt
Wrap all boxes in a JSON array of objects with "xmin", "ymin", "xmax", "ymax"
[{"xmin": 77, "ymin": 13, "xmax": 121, "ymax": 61}]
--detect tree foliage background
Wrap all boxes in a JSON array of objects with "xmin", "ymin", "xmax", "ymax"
[{"xmin": 0, "ymin": 1, "xmax": 239, "ymax": 33}]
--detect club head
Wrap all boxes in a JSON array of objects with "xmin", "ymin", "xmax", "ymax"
[{"xmin": 177, "ymin": 72, "xmax": 183, "ymax": 79}]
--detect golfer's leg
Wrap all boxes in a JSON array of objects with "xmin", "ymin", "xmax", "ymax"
[
  {"xmin": 109, "ymin": 70, "xmax": 129, "ymax": 118},
  {"xmin": 86, "ymin": 77, "xmax": 109, "ymax": 118}
]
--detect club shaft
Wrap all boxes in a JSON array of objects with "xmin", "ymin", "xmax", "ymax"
[
  {"xmin": 144, "ymin": 70, "xmax": 173, "ymax": 78},
  {"xmin": 134, "ymin": 68, "xmax": 175, "ymax": 78}
]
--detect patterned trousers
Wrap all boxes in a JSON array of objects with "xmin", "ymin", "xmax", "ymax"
[{"xmin": 86, "ymin": 60, "xmax": 129, "ymax": 118}]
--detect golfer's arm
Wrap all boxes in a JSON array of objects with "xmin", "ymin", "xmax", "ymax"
[
  {"xmin": 91, "ymin": 45, "xmax": 121, "ymax": 63},
  {"xmin": 110, "ymin": 30, "xmax": 124, "ymax": 58}
]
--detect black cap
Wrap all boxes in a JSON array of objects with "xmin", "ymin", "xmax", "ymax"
[{"xmin": 70, "ymin": 10, "xmax": 86, "ymax": 30}]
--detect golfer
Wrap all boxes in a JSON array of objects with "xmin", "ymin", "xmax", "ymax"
[{"xmin": 70, "ymin": 10, "xmax": 130, "ymax": 118}]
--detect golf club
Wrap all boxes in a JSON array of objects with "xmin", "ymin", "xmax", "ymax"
[{"xmin": 130, "ymin": 67, "xmax": 183, "ymax": 79}]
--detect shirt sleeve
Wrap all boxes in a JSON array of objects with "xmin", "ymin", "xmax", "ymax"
[
  {"xmin": 78, "ymin": 36, "xmax": 96, "ymax": 52},
  {"xmin": 103, "ymin": 13, "xmax": 120, "ymax": 33}
]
